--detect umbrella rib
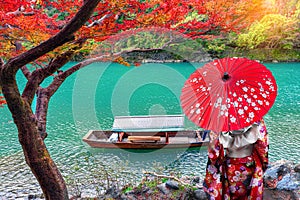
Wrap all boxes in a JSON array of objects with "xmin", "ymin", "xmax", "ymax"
[
  {"xmin": 229, "ymin": 58, "xmax": 248, "ymax": 75},
  {"xmin": 233, "ymin": 61, "xmax": 269, "ymax": 78},
  {"xmin": 208, "ymin": 79, "xmax": 226, "ymax": 132},
  {"xmin": 181, "ymin": 84, "xmax": 211, "ymax": 108},
  {"xmin": 181, "ymin": 84, "xmax": 214, "ymax": 128},
  {"xmin": 227, "ymin": 77, "xmax": 245, "ymax": 130},
  {"xmin": 243, "ymin": 80, "xmax": 276, "ymax": 119},
  {"xmin": 196, "ymin": 94, "xmax": 213, "ymax": 129},
  {"xmin": 224, "ymin": 82, "xmax": 231, "ymax": 131},
  {"xmin": 225, "ymin": 57, "xmax": 231, "ymax": 73}
]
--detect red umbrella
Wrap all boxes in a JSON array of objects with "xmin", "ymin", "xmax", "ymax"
[{"xmin": 180, "ymin": 57, "xmax": 277, "ymax": 133}]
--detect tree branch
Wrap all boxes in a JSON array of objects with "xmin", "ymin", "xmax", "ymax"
[
  {"xmin": 87, "ymin": 13, "xmax": 113, "ymax": 27},
  {"xmin": 35, "ymin": 87, "xmax": 50, "ymax": 140},
  {"xmin": 7, "ymin": 10, "xmax": 35, "ymax": 16},
  {"xmin": 46, "ymin": 43, "xmax": 180, "ymax": 91},
  {"xmin": 6, "ymin": 6, "xmax": 35, "ymax": 16},
  {"xmin": 22, "ymin": 49, "xmax": 76, "ymax": 104},
  {"xmin": 21, "ymin": 66, "xmax": 31, "ymax": 79},
  {"xmin": 0, "ymin": 58, "xmax": 3, "ymax": 68},
  {"xmin": 30, "ymin": 34, "xmax": 189, "ymax": 135},
  {"xmin": 43, "ymin": 54, "xmax": 115, "ymax": 96},
  {"xmin": 3, "ymin": 0, "xmax": 101, "ymax": 75},
  {"xmin": 31, "ymin": 43, "xmax": 181, "ymax": 137},
  {"xmin": 32, "ymin": 54, "xmax": 113, "ymax": 139}
]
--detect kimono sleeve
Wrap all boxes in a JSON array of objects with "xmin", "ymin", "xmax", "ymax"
[
  {"xmin": 207, "ymin": 131, "xmax": 223, "ymax": 165},
  {"xmin": 254, "ymin": 119, "xmax": 269, "ymax": 171}
]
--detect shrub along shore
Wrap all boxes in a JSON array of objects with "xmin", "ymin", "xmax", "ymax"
[{"xmin": 114, "ymin": 48, "xmax": 300, "ymax": 65}]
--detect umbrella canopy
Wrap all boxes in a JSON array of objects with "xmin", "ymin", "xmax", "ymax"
[{"xmin": 180, "ymin": 57, "xmax": 277, "ymax": 133}]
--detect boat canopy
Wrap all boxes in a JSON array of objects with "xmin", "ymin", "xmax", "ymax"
[{"xmin": 112, "ymin": 115, "xmax": 185, "ymax": 132}]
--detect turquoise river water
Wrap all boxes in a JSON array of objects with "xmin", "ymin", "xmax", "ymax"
[{"xmin": 0, "ymin": 62, "xmax": 299, "ymax": 197}]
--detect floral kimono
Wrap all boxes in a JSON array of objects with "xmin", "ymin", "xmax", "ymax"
[{"xmin": 203, "ymin": 120, "xmax": 269, "ymax": 200}]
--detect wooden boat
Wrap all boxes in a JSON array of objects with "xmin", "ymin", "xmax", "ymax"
[{"xmin": 83, "ymin": 115, "xmax": 209, "ymax": 149}]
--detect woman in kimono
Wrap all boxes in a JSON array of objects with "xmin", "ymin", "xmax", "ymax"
[{"xmin": 203, "ymin": 119, "xmax": 269, "ymax": 200}]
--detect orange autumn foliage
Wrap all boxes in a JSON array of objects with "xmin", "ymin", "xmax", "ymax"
[
  {"xmin": 0, "ymin": 0, "xmax": 265, "ymax": 63},
  {"xmin": 114, "ymin": 56, "xmax": 130, "ymax": 66},
  {"xmin": 0, "ymin": 96, "xmax": 6, "ymax": 107}
]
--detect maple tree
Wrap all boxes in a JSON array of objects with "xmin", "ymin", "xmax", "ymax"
[
  {"xmin": 0, "ymin": 1, "xmax": 102, "ymax": 199},
  {"xmin": 0, "ymin": 0, "xmax": 260, "ymax": 199}
]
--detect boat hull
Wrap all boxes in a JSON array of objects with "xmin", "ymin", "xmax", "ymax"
[{"xmin": 83, "ymin": 130, "xmax": 209, "ymax": 149}]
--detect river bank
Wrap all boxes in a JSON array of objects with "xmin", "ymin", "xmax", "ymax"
[
  {"xmin": 0, "ymin": 154, "xmax": 299, "ymax": 200},
  {"xmin": 119, "ymin": 48, "xmax": 300, "ymax": 64},
  {"xmin": 95, "ymin": 160, "xmax": 300, "ymax": 200}
]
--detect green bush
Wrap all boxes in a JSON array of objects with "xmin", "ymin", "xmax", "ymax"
[
  {"xmin": 226, "ymin": 48, "xmax": 300, "ymax": 62},
  {"xmin": 236, "ymin": 14, "xmax": 299, "ymax": 50}
]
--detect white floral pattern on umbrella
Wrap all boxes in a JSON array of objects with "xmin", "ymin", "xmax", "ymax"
[{"xmin": 180, "ymin": 57, "xmax": 277, "ymax": 132}]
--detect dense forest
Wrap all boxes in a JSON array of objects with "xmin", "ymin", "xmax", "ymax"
[{"xmin": 1, "ymin": 0, "xmax": 300, "ymax": 65}]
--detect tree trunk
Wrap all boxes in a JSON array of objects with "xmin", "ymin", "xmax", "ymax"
[
  {"xmin": 0, "ymin": 71, "xmax": 69, "ymax": 199},
  {"xmin": 36, "ymin": 88, "xmax": 50, "ymax": 140}
]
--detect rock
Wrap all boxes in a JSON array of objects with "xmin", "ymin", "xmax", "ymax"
[
  {"xmin": 165, "ymin": 180, "xmax": 179, "ymax": 190},
  {"xmin": 294, "ymin": 164, "xmax": 300, "ymax": 173},
  {"xmin": 192, "ymin": 176, "xmax": 200, "ymax": 184},
  {"xmin": 264, "ymin": 160, "xmax": 294, "ymax": 189},
  {"xmin": 193, "ymin": 189, "xmax": 208, "ymax": 200},
  {"xmin": 263, "ymin": 160, "xmax": 300, "ymax": 200},
  {"xmin": 157, "ymin": 183, "xmax": 170, "ymax": 195},
  {"xmin": 264, "ymin": 189, "xmax": 299, "ymax": 200},
  {"xmin": 123, "ymin": 193, "xmax": 137, "ymax": 200},
  {"xmin": 126, "ymin": 186, "xmax": 150, "ymax": 196},
  {"xmin": 100, "ymin": 184, "xmax": 126, "ymax": 200},
  {"xmin": 28, "ymin": 193, "xmax": 44, "ymax": 199},
  {"xmin": 277, "ymin": 174, "xmax": 299, "ymax": 190}
]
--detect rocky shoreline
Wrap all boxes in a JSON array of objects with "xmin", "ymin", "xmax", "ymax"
[
  {"xmin": 1, "ymin": 159, "xmax": 298, "ymax": 200},
  {"xmin": 100, "ymin": 160, "xmax": 300, "ymax": 200}
]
